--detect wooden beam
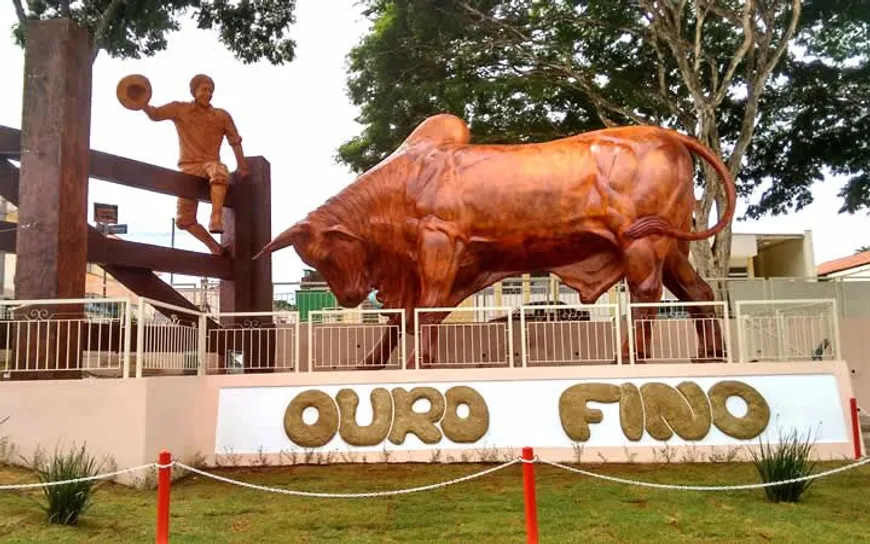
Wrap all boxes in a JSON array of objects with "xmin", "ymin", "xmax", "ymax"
[
  {"xmin": 0, "ymin": 220, "xmax": 232, "ymax": 279},
  {"xmin": 0, "ymin": 126, "xmax": 18, "ymax": 155},
  {"xmin": 88, "ymin": 229, "xmax": 233, "ymax": 280},
  {"xmin": 0, "ymin": 221, "xmax": 15, "ymax": 253},
  {"xmin": 0, "ymin": 125, "xmax": 238, "ymax": 207},
  {"xmin": 0, "ymin": 160, "xmax": 19, "ymax": 205}
]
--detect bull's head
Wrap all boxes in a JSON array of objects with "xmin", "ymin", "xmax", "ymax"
[{"xmin": 254, "ymin": 220, "xmax": 373, "ymax": 308}]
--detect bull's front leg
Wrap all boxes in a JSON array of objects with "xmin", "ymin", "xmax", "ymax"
[
  {"xmin": 360, "ymin": 322, "xmax": 400, "ymax": 369},
  {"xmin": 412, "ymin": 225, "xmax": 464, "ymax": 368}
]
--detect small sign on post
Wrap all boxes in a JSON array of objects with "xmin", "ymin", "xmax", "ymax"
[
  {"xmin": 104, "ymin": 224, "xmax": 127, "ymax": 235},
  {"xmin": 93, "ymin": 203, "xmax": 118, "ymax": 225}
]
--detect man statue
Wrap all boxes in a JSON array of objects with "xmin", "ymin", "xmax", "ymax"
[{"xmin": 139, "ymin": 74, "xmax": 249, "ymax": 255}]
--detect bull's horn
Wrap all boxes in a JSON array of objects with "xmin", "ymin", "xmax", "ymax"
[{"xmin": 253, "ymin": 220, "xmax": 311, "ymax": 260}]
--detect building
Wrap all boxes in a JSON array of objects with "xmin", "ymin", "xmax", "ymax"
[
  {"xmin": 728, "ymin": 231, "xmax": 817, "ymax": 279},
  {"xmin": 817, "ymin": 250, "xmax": 870, "ymax": 279}
]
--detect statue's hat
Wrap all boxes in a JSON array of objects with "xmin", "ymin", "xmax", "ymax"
[{"xmin": 116, "ymin": 74, "xmax": 152, "ymax": 111}]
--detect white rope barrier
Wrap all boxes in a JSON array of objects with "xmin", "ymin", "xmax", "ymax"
[
  {"xmin": 0, "ymin": 463, "xmax": 158, "ymax": 490},
  {"xmin": 172, "ymin": 459, "xmax": 521, "ymax": 498},
  {"xmin": 2, "ymin": 454, "xmax": 869, "ymax": 495},
  {"xmin": 539, "ymin": 456, "xmax": 870, "ymax": 491}
]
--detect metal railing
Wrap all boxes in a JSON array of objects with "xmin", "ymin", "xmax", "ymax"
[
  {"xmin": 520, "ymin": 303, "xmax": 620, "ymax": 367},
  {"xmin": 627, "ymin": 301, "xmax": 731, "ymax": 365},
  {"xmin": 735, "ymin": 299, "xmax": 840, "ymax": 363},
  {"xmin": 0, "ymin": 297, "xmax": 131, "ymax": 377},
  {"xmin": 308, "ymin": 308, "xmax": 406, "ymax": 371},
  {"xmin": 134, "ymin": 297, "xmax": 202, "ymax": 377},
  {"xmin": 0, "ymin": 295, "xmax": 845, "ymax": 379},
  {"xmin": 207, "ymin": 311, "xmax": 300, "ymax": 374},
  {"xmin": 264, "ymin": 276, "xmax": 870, "ymax": 319},
  {"xmin": 415, "ymin": 306, "xmax": 514, "ymax": 369}
]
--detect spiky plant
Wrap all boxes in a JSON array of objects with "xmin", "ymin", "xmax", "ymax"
[
  {"xmin": 750, "ymin": 428, "xmax": 817, "ymax": 503},
  {"xmin": 31, "ymin": 444, "xmax": 105, "ymax": 525}
]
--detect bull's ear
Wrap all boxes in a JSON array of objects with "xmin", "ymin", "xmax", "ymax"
[{"xmin": 324, "ymin": 224, "xmax": 362, "ymax": 243}]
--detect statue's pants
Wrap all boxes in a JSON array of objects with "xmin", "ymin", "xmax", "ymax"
[{"xmin": 175, "ymin": 161, "xmax": 230, "ymax": 229}]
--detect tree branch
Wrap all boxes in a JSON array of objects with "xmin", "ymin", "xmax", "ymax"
[
  {"xmin": 692, "ymin": 2, "xmax": 710, "ymax": 76},
  {"xmin": 725, "ymin": 0, "xmax": 802, "ymax": 175},
  {"xmin": 11, "ymin": 0, "xmax": 26, "ymax": 27},
  {"xmin": 89, "ymin": 0, "xmax": 125, "ymax": 65},
  {"xmin": 640, "ymin": 0, "xmax": 709, "ymax": 112},
  {"xmin": 764, "ymin": 0, "xmax": 802, "ymax": 74},
  {"xmin": 712, "ymin": 0, "xmax": 755, "ymax": 106}
]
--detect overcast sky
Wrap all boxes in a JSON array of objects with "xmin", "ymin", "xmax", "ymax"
[{"xmin": 0, "ymin": 1, "xmax": 867, "ymax": 287}]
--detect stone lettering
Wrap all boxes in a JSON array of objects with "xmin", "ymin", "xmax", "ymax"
[
  {"xmin": 708, "ymin": 380, "xmax": 770, "ymax": 439},
  {"xmin": 619, "ymin": 383, "xmax": 644, "ymax": 442},
  {"xmin": 283, "ymin": 389, "xmax": 339, "ymax": 448},
  {"xmin": 640, "ymin": 382, "xmax": 712, "ymax": 441},
  {"xmin": 559, "ymin": 379, "xmax": 770, "ymax": 442},
  {"xmin": 559, "ymin": 383, "xmax": 622, "ymax": 442},
  {"xmin": 388, "ymin": 387, "xmax": 446, "ymax": 445},
  {"xmin": 336, "ymin": 388, "xmax": 393, "ymax": 446},
  {"xmin": 441, "ymin": 385, "xmax": 489, "ymax": 443}
]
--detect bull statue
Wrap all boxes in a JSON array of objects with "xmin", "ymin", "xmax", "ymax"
[{"xmin": 255, "ymin": 114, "xmax": 736, "ymax": 368}]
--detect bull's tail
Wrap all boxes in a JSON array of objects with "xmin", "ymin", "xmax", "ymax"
[{"xmin": 623, "ymin": 132, "xmax": 736, "ymax": 242}]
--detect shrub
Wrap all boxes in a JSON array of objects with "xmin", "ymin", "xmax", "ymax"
[
  {"xmin": 750, "ymin": 427, "xmax": 817, "ymax": 503},
  {"xmin": 30, "ymin": 443, "xmax": 106, "ymax": 525}
]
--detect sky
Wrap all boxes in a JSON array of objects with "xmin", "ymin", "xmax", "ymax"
[{"xmin": 0, "ymin": 1, "xmax": 867, "ymax": 287}]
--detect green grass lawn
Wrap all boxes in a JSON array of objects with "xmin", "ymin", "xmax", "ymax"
[{"xmin": 1, "ymin": 460, "xmax": 868, "ymax": 543}]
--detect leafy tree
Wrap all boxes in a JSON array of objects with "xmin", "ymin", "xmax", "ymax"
[
  {"xmin": 10, "ymin": 0, "xmax": 298, "ymax": 65},
  {"xmin": 339, "ymin": 0, "xmax": 869, "ymax": 280}
]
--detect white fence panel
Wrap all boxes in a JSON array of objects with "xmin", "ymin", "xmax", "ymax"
[
  {"xmin": 134, "ymin": 298, "xmax": 202, "ymax": 376},
  {"xmin": 627, "ymin": 301, "xmax": 731, "ymax": 364},
  {"xmin": 206, "ymin": 311, "xmax": 300, "ymax": 374},
  {"xmin": 308, "ymin": 309, "xmax": 405, "ymax": 371},
  {"xmin": 0, "ymin": 298, "xmax": 131, "ymax": 377},
  {"xmin": 736, "ymin": 299, "xmax": 839, "ymax": 363},
  {"xmin": 520, "ymin": 304, "xmax": 621, "ymax": 366},
  {"xmin": 415, "ymin": 306, "xmax": 513, "ymax": 369}
]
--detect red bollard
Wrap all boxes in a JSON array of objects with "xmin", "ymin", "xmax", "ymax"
[
  {"xmin": 522, "ymin": 447, "xmax": 539, "ymax": 544},
  {"xmin": 850, "ymin": 398, "xmax": 862, "ymax": 460},
  {"xmin": 156, "ymin": 450, "xmax": 172, "ymax": 544}
]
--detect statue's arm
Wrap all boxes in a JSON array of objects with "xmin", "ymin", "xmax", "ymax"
[
  {"xmin": 223, "ymin": 111, "xmax": 249, "ymax": 177},
  {"xmin": 143, "ymin": 101, "xmax": 182, "ymax": 122}
]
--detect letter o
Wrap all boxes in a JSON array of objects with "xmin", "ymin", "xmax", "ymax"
[
  {"xmin": 441, "ymin": 386, "xmax": 489, "ymax": 443},
  {"xmin": 283, "ymin": 390, "xmax": 339, "ymax": 447},
  {"xmin": 709, "ymin": 381, "xmax": 770, "ymax": 440}
]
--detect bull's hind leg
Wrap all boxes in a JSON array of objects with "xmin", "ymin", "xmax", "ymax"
[
  {"xmin": 621, "ymin": 238, "xmax": 669, "ymax": 363},
  {"xmin": 662, "ymin": 244, "xmax": 726, "ymax": 362}
]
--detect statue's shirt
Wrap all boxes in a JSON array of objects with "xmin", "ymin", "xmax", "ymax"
[{"xmin": 149, "ymin": 101, "xmax": 242, "ymax": 168}]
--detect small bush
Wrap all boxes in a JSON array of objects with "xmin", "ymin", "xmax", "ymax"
[
  {"xmin": 31, "ymin": 444, "xmax": 106, "ymax": 525},
  {"xmin": 750, "ymin": 428, "xmax": 817, "ymax": 503}
]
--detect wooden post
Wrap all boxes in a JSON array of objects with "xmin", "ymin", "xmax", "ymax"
[
  {"xmin": 16, "ymin": 19, "xmax": 92, "ymax": 300},
  {"xmin": 249, "ymin": 157, "xmax": 274, "ymax": 313},
  {"xmin": 13, "ymin": 19, "xmax": 92, "ymax": 377},
  {"xmin": 220, "ymin": 157, "xmax": 275, "ymax": 372}
]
